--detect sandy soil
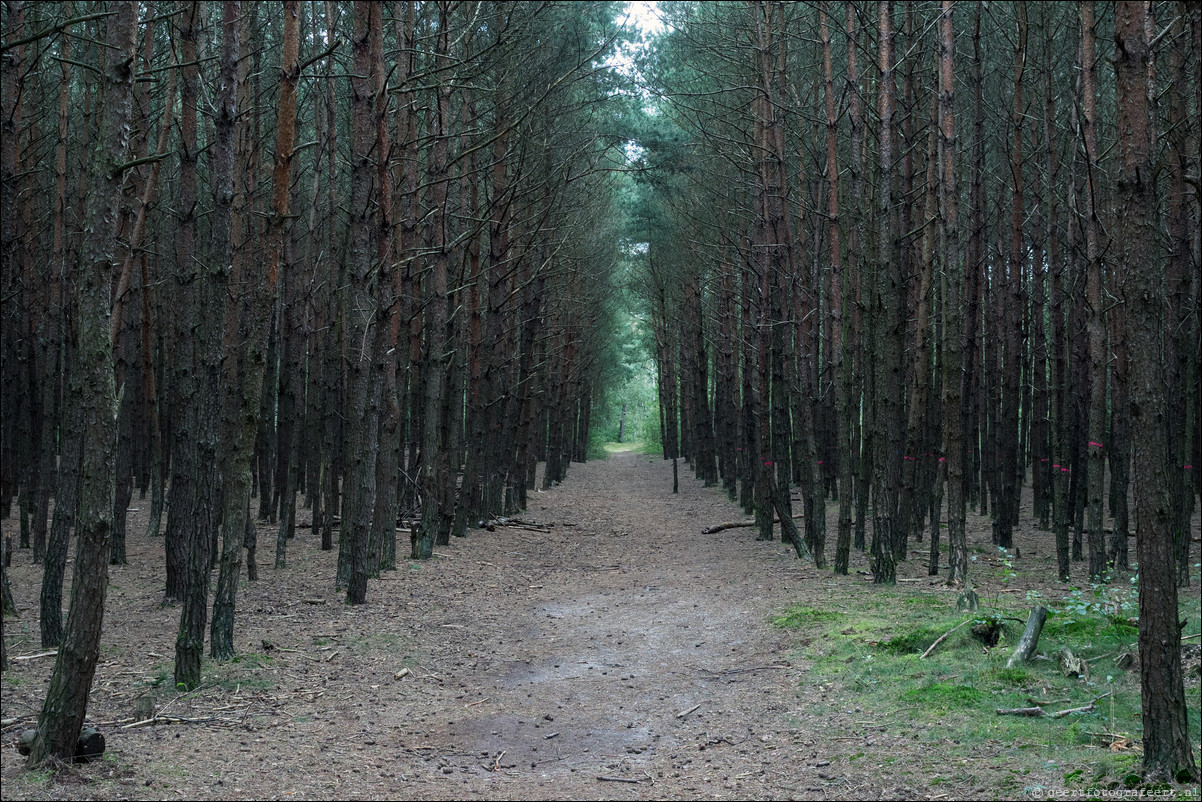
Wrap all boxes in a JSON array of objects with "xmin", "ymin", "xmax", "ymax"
[{"xmin": 1, "ymin": 450, "xmax": 1198, "ymax": 800}]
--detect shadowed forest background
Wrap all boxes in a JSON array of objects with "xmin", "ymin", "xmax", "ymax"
[{"xmin": 0, "ymin": 0, "xmax": 1198, "ymax": 789}]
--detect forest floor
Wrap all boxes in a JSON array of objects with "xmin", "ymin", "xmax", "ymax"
[{"xmin": 1, "ymin": 450, "xmax": 1200, "ymax": 801}]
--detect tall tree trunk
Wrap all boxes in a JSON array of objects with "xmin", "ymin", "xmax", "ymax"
[
  {"xmin": 1043, "ymin": 7, "xmax": 1072, "ymax": 582},
  {"xmin": 964, "ymin": 2, "xmax": 985, "ymax": 517},
  {"xmin": 939, "ymin": 0, "xmax": 968, "ymax": 587},
  {"xmin": 369, "ymin": 0, "xmax": 400, "ymax": 571},
  {"xmin": 1081, "ymin": 0, "xmax": 1108, "ymax": 579},
  {"xmin": 845, "ymin": 4, "xmax": 869, "ymax": 554},
  {"xmin": 212, "ymin": 0, "xmax": 271, "ymax": 661},
  {"xmin": 822, "ymin": 3, "xmax": 853, "ymax": 574},
  {"xmin": 176, "ymin": 0, "xmax": 240, "ymax": 692},
  {"xmin": 415, "ymin": 1, "xmax": 453, "ymax": 560},
  {"xmin": 1164, "ymin": 3, "xmax": 1195, "ymax": 587},
  {"xmin": 164, "ymin": 0, "xmax": 201, "ymax": 605},
  {"xmin": 343, "ymin": 0, "xmax": 381, "ymax": 599},
  {"xmin": 1115, "ymin": 0, "xmax": 1198, "ymax": 783},
  {"xmin": 29, "ymin": 0, "xmax": 137, "ymax": 766},
  {"xmin": 995, "ymin": 1, "xmax": 1027, "ymax": 553},
  {"xmin": 871, "ymin": 0, "xmax": 902, "ymax": 585}
]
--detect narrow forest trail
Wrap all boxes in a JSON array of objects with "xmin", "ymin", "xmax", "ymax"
[
  {"xmin": 310, "ymin": 449, "xmax": 967, "ymax": 801},
  {"xmin": 394, "ymin": 449, "xmax": 820, "ymax": 800},
  {"xmin": 2, "ymin": 451, "xmax": 1103, "ymax": 801}
]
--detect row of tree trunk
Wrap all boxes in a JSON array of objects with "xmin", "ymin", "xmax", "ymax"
[
  {"xmin": 1, "ymin": 0, "xmax": 626, "ymax": 764},
  {"xmin": 638, "ymin": 0, "xmax": 1197, "ymax": 782}
]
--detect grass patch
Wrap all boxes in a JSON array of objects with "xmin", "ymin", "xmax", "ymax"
[
  {"xmin": 991, "ymin": 666, "xmax": 1031, "ymax": 686},
  {"xmin": 773, "ymin": 583, "xmax": 1201, "ymax": 789},
  {"xmin": 899, "ymin": 594, "xmax": 948, "ymax": 608},
  {"xmin": 879, "ymin": 624, "xmax": 946, "ymax": 655},
  {"xmin": 772, "ymin": 606, "xmax": 845, "ymax": 629},
  {"xmin": 230, "ymin": 652, "xmax": 275, "ymax": 669},
  {"xmin": 196, "ymin": 651, "xmax": 278, "ymax": 693},
  {"xmin": 1056, "ymin": 613, "xmax": 1138, "ymax": 642},
  {"xmin": 901, "ymin": 681, "xmax": 984, "ymax": 709},
  {"xmin": 215, "ymin": 675, "xmax": 273, "ymax": 693},
  {"xmin": 350, "ymin": 630, "xmax": 409, "ymax": 653}
]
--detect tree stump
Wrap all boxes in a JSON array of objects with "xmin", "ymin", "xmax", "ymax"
[
  {"xmin": 1006, "ymin": 606, "xmax": 1048, "ymax": 668},
  {"xmin": 1059, "ymin": 648, "xmax": 1089, "ymax": 678},
  {"xmin": 134, "ymin": 694, "xmax": 155, "ymax": 722}
]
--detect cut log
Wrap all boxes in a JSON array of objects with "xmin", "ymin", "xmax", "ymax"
[
  {"xmin": 1006, "ymin": 606, "xmax": 1048, "ymax": 669},
  {"xmin": 17, "ymin": 727, "xmax": 105, "ymax": 761},
  {"xmin": 75, "ymin": 727, "xmax": 105, "ymax": 762}
]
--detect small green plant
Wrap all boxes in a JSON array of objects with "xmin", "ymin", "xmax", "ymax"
[
  {"xmin": 997, "ymin": 547, "xmax": 1017, "ymax": 584},
  {"xmin": 26, "ymin": 768, "xmax": 54, "ymax": 786},
  {"xmin": 144, "ymin": 666, "xmax": 172, "ymax": 688}
]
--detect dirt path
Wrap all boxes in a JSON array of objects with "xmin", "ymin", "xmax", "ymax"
[
  {"xmin": 399, "ymin": 449, "xmax": 821, "ymax": 800},
  {"xmin": 2, "ymin": 452, "xmax": 1050, "ymax": 800}
]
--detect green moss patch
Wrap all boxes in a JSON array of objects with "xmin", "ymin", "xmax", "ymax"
[{"xmin": 901, "ymin": 682, "xmax": 984, "ymax": 709}]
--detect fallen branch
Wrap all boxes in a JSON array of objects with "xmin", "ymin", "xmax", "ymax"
[
  {"xmin": 478, "ymin": 517, "xmax": 551, "ymax": 533},
  {"xmin": 597, "ymin": 776, "xmax": 640, "ymax": 784},
  {"xmin": 1028, "ymin": 697, "xmax": 1070, "ymax": 706},
  {"xmin": 997, "ymin": 690, "xmax": 1115, "ymax": 719},
  {"xmin": 702, "ymin": 515, "xmax": 803, "ymax": 535},
  {"xmin": 119, "ymin": 714, "xmax": 240, "ymax": 729},
  {"xmin": 1051, "ymin": 690, "xmax": 1113, "ymax": 719},
  {"xmin": 702, "ymin": 521, "xmax": 755, "ymax": 534},
  {"xmin": 676, "ymin": 703, "xmax": 702, "ymax": 719},
  {"xmin": 12, "ymin": 650, "xmax": 58, "ymax": 662},
  {"xmin": 920, "ymin": 619, "xmax": 972, "ymax": 659},
  {"xmin": 718, "ymin": 664, "xmax": 789, "ymax": 675},
  {"xmin": 1083, "ymin": 729, "xmax": 1137, "ymax": 743}
]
